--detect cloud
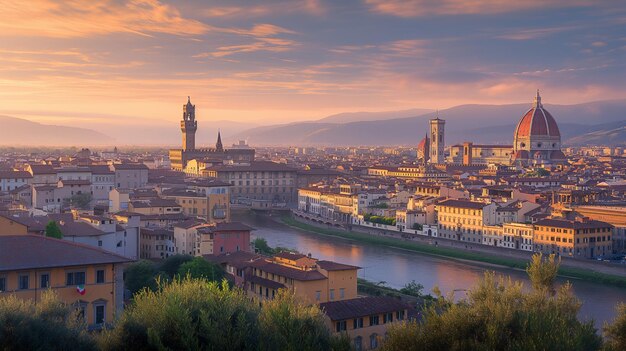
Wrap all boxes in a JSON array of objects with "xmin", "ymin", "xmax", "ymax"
[
  {"xmin": 364, "ymin": 0, "xmax": 594, "ymax": 17},
  {"xmin": 496, "ymin": 26, "xmax": 579, "ymax": 40},
  {"xmin": 0, "ymin": 0, "xmax": 209, "ymax": 38},
  {"xmin": 201, "ymin": 0, "xmax": 326, "ymax": 18}
]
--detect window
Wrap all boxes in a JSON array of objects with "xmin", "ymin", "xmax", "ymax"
[
  {"xmin": 353, "ymin": 317, "xmax": 364, "ymax": 329},
  {"xmin": 370, "ymin": 334, "xmax": 379, "ymax": 349},
  {"xmin": 40, "ymin": 273, "xmax": 50, "ymax": 288},
  {"xmin": 330, "ymin": 289, "xmax": 335, "ymax": 300},
  {"xmin": 67, "ymin": 271, "xmax": 86, "ymax": 286},
  {"xmin": 0, "ymin": 276, "xmax": 6, "ymax": 292},
  {"xmin": 396, "ymin": 310, "xmax": 405, "ymax": 320},
  {"xmin": 336, "ymin": 320, "xmax": 347, "ymax": 332},
  {"xmin": 94, "ymin": 302, "xmax": 106, "ymax": 325},
  {"xmin": 96, "ymin": 270, "xmax": 105, "ymax": 284},
  {"xmin": 354, "ymin": 336, "xmax": 363, "ymax": 351},
  {"xmin": 18, "ymin": 274, "xmax": 29, "ymax": 290},
  {"xmin": 98, "ymin": 240, "xmax": 103, "ymax": 247},
  {"xmin": 383, "ymin": 312, "xmax": 393, "ymax": 323},
  {"xmin": 369, "ymin": 315, "xmax": 379, "ymax": 326},
  {"xmin": 339, "ymin": 288, "xmax": 345, "ymax": 299},
  {"xmin": 315, "ymin": 290, "xmax": 321, "ymax": 301}
]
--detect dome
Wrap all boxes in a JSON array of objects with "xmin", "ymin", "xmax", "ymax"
[{"xmin": 514, "ymin": 91, "xmax": 560, "ymax": 139}]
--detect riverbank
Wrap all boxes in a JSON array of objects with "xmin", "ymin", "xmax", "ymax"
[{"xmin": 280, "ymin": 214, "xmax": 626, "ymax": 288}]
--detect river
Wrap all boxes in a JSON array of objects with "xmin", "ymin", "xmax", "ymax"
[{"xmin": 233, "ymin": 211, "xmax": 626, "ymax": 328}]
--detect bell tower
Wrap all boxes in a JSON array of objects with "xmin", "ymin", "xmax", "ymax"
[
  {"xmin": 429, "ymin": 114, "xmax": 445, "ymax": 164},
  {"xmin": 181, "ymin": 96, "xmax": 197, "ymax": 151}
]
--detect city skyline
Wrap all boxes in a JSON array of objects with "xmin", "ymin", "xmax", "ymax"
[{"xmin": 1, "ymin": 0, "xmax": 625, "ymax": 133}]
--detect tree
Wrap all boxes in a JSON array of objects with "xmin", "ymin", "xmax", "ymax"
[
  {"xmin": 100, "ymin": 279, "xmax": 260, "ymax": 351},
  {"xmin": 124, "ymin": 260, "xmax": 157, "ymax": 295},
  {"xmin": 157, "ymin": 254, "xmax": 193, "ymax": 278},
  {"xmin": 411, "ymin": 223, "xmax": 423, "ymax": 230},
  {"xmin": 254, "ymin": 237, "xmax": 274, "ymax": 255},
  {"xmin": 383, "ymin": 257, "xmax": 602, "ymax": 351},
  {"xmin": 604, "ymin": 303, "xmax": 626, "ymax": 351},
  {"xmin": 45, "ymin": 220, "xmax": 63, "ymax": 239},
  {"xmin": 0, "ymin": 291, "xmax": 94, "ymax": 351},
  {"xmin": 177, "ymin": 257, "xmax": 225, "ymax": 282},
  {"xmin": 399, "ymin": 280, "xmax": 424, "ymax": 297},
  {"xmin": 258, "ymin": 289, "xmax": 351, "ymax": 351},
  {"xmin": 526, "ymin": 253, "xmax": 559, "ymax": 294}
]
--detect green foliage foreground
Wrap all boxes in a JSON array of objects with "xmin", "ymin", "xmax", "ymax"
[{"xmin": 382, "ymin": 254, "xmax": 604, "ymax": 351}]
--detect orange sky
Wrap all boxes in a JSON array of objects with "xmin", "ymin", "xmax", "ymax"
[{"xmin": 0, "ymin": 0, "xmax": 625, "ymax": 130}]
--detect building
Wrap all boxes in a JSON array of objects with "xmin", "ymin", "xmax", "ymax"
[
  {"xmin": 437, "ymin": 199, "xmax": 497, "ymax": 243},
  {"xmin": 112, "ymin": 163, "xmax": 149, "ymax": 189},
  {"xmin": 0, "ymin": 170, "xmax": 32, "ymax": 192},
  {"xmin": 139, "ymin": 227, "xmax": 176, "ymax": 259},
  {"xmin": 512, "ymin": 91, "xmax": 566, "ymax": 165},
  {"xmin": 0, "ymin": 235, "xmax": 130, "ymax": 328},
  {"xmin": 448, "ymin": 143, "xmax": 513, "ymax": 165},
  {"xmin": 169, "ymin": 97, "xmax": 255, "ymax": 171},
  {"xmin": 533, "ymin": 218, "xmax": 613, "ymax": 258},
  {"xmin": 321, "ymin": 296, "xmax": 409, "ymax": 351},
  {"xmin": 429, "ymin": 116, "xmax": 445, "ymax": 164},
  {"xmin": 573, "ymin": 206, "xmax": 626, "ymax": 253},
  {"xmin": 204, "ymin": 161, "xmax": 298, "ymax": 204},
  {"xmin": 197, "ymin": 222, "xmax": 253, "ymax": 256},
  {"xmin": 160, "ymin": 181, "xmax": 230, "ymax": 222}
]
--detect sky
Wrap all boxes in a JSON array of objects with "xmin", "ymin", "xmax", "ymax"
[{"xmin": 0, "ymin": 0, "xmax": 625, "ymax": 132}]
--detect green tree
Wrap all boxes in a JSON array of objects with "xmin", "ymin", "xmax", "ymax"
[
  {"xmin": 383, "ymin": 255, "xmax": 602, "ymax": 351},
  {"xmin": 604, "ymin": 303, "xmax": 626, "ymax": 351},
  {"xmin": 177, "ymin": 257, "xmax": 225, "ymax": 282},
  {"xmin": 399, "ymin": 280, "xmax": 424, "ymax": 297},
  {"xmin": 0, "ymin": 291, "xmax": 94, "ymax": 351},
  {"xmin": 258, "ymin": 289, "xmax": 351, "ymax": 351},
  {"xmin": 45, "ymin": 220, "xmax": 63, "ymax": 239},
  {"xmin": 254, "ymin": 237, "xmax": 274, "ymax": 255},
  {"xmin": 124, "ymin": 260, "xmax": 157, "ymax": 295},
  {"xmin": 526, "ymin": 253, "xmax": 559, "ymax": 294},
  {"xmin": 158, "ymin": 254, "xmax": 193, "ymax": 278},
  {"xmin": 100, "ymin": 279, "xmax": 260, "ymax": 351}
]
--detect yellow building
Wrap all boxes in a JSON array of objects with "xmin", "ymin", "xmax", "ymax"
[
  {"xmin": 437, "ymin": 199, "xmax": 496, "ymax": 243},
  {"xmin": 242, "ymin": 252, "xmax": 359, "ymax": 304},
  {"xmin": 321, "ymin": 296, "xmax": 409, "ymax": 351},
  {"xmin": 161, "ymin": 187, "xmax": 230, "ymax": 222},
  {"xmin": 533, "ymin": 218, "xmax": 612, "ymax": 258},
  {"xmin": 0, "ymin": 235, "xmax": 130, "ymax": 328}
]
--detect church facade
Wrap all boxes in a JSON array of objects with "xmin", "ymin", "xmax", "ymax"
[{"xmin": 169, "ymin": 97, "xmax": 255, "ymax": 171}]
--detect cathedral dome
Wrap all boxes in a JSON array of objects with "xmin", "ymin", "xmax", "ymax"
[{"xmin": 514, "ymin": 91, "xmax": 560, "ymax": 139}]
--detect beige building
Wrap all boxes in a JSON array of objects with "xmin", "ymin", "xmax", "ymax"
[
  {"xmin": 0, "ymin": 235, "xmax": 130, "ymax": 328},
  {"xmin": 437, "ymin": 199, "xmax": 497, "ymax": 243},
  {"xmin": 534, "ymin": 218, "xmax": 613, "ymax": 259}
]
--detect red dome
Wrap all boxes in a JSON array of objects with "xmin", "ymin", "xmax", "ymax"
[{"xmin": 514, "ymin": 91, "xmax": 560, "ymax": 138}]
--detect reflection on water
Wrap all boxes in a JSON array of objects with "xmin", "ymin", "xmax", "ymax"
[{"xmin": 235, "ymin": 212, "xmax": 626, "ymax": 327}]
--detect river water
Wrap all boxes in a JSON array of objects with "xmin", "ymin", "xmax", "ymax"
[{"xmin": 234, "ymin": 212, "xmax": 626, "ymax": 328}]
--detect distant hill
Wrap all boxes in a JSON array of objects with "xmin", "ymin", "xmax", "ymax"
[
  {"xmin": 233, "ymin": 100, "xmax": 626, "ymax": 146},
  {"xmin": 316, "ymin": 108, "xmax": 434, "ymax": 123},
  {"xmin": 0, "ymin": 115, "xmax": 113, "ymax": 146},
  {"xmin": 566, "ymin": 125, "xmax": 626, "ymax": 145}
]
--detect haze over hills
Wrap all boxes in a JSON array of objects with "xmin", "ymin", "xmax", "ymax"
[
  {"xmin": 233, "ymin": 100, "xmax": 626, "ymax": 146},
  {"xmin": 0, "ymin": 115, "xmax": 113, "ymax": 146},
  {"xmin": 316, "ymin": 108, "xmax": 434, "ymax": 123}
]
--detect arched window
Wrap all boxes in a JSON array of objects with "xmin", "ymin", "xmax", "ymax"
[
  {"xmin": 370, "ymin": 333, "xmax": 378, "ymax": 349},
  {"xmin": 354, "ymin": 336, "xmax": 363, "ymax": 351}
]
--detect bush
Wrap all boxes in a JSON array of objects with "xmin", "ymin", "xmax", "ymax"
[
  {"xmin": 0, "ymin": 291, "xmax": 93, "ymax": 351},
  {"xmin": 45, "ymin": 220, "xmax": 63, "ymax": 239},
  {"xmin": 383, "ymin": 254, "xmax": 602, "ymax": 351},
  {"xmin": 100, "ymin": 279, "xmax": 260, "ymax": 351}
]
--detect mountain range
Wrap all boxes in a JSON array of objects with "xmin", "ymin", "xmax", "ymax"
[
  {"xmin": 232, "ymin": 100, "xmax": 626, "ymax": 146},
  {"xmin": 1, "ymin": 100, "xmax": 624, "ymax": 147}
]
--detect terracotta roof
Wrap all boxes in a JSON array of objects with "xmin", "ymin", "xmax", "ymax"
[
  {"xmin": 320, "ymin": 296, "xmax": 409, "ymax": 320},
  {"xmin": 514, "ymin": 97, "xmax": 560, "ymax": 138},
  {"xmin": 213, "ymin": 222, "xmax": 255, "ymax": 232},
  {"xmin": 206, "ymin": 161, "xmax": 297, "ymax": 172},
  {"xmin": 317, "ymin": 260, "xmax": 360, "ymax": 271},
  {"xmin": 534, "ymin": 218, "xmax": 612, "ymax": 230},
  {"xmin": 0, "ymin": 171, "xmax": 32, "ymax": 179},
  {"xmin": 438, "ymin": 199, "xmax": 487, "ymax": 210},
  {"xmin": 249, "ymin": 260, "xmax": 326, "ymax": 281},
  {"xmin": 112, "ymin": 163, "xmax": 149, "ymax": 170},
  {"xmin": 173, "ymin": 219, "xmax": 204, "ymax": 229},
  {"xmin": 247, "ymin": 274, "xmax": 286, "ymax": 290},
  {"xmin": 0, "ymin": 235, "xmax": 131, "ymax": 270}
]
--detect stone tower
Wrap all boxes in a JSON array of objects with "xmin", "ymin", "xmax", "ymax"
[
  {"xmin": 181, "ymin": 96, "xmax": 197, "ymax": 151},
  {"xmin": 216, "ymin": 130, "xmax": 224, "ymax": 152},
  {"xmin": 429, "ymin": 114, "xmax": 445, "ymax": 164}
]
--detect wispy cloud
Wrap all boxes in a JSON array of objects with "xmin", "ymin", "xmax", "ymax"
[
  {"xmin": 0, "ymin": 0, "xmax": 209, "ymax": 38},
  {"xmin": 364, "ymin": 0, "xmax": 594, "ymax": 17},
  {"xmin": 496, "ymin": 26, "xmax": 579, "ymax": 40},
  {"xmin": 201, "ymin": 0, "xmax": 326, "ymax": 18}
]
